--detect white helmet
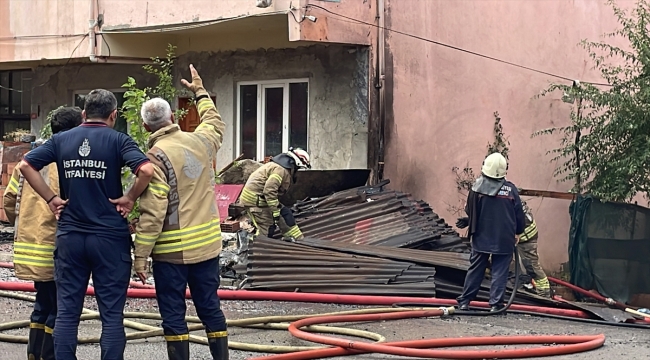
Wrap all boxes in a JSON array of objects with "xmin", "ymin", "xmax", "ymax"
[
  {"xmin": 287, "ymin": 147, "xmax": 311, "ymax": 169},
  {"xmin": 481, "ymin": 152, "xmax": 507, "ymax": 179}
]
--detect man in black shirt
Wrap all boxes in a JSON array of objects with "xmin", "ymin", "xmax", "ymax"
[{"xmin": 20, "ymin": 89, "xmax": 154, "ymax": 360}]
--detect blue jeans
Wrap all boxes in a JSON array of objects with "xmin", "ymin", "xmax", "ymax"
[
  {"xmin": 53, "ymin": 232, "xmax": 132, "ymax": 360},
  {"xmin": 153, "ymin": 257, "xmax": 227, "ymax": 336}
]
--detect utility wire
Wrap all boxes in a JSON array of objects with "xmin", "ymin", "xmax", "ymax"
[{"xmin": 305, "ymin": 4, "xmax": 613, "ymax": 87}]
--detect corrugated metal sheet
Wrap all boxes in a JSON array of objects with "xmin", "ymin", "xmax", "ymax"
[
  {"xmin": 244, "ymin": 238, "xmax": 437, "ymax": 297},
  {"xmin": 244, "ymin": 237, "xmax": 563, "ymax": 306},
  {"xmin": 288, "ymin": 186, "xmax": 468, "ymax": 252}
]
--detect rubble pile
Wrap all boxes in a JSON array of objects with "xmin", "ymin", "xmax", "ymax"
[{"xmin": 226, "ymin": 184, "xmax": 557, "ymax": 306}]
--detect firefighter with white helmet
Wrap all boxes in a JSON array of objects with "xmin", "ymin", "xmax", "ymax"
[
  {"xmin": 456, "ymin": 152, "xmax": 526, "ymax": 311},
  {"xmin": 240, "ymin": 148, "xmax": 310, "ymax": 240}
]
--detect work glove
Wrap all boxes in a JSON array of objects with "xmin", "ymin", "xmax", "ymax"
[
  {"xmin": 133, "ymin": 256, "xmax": 149, "ymax": 285},
  {"xmin": 456, "ymin": 217, "xmax": 469, "ymax": 229},
  {"xmin": 180, "ymin": 64, "xmax": 206, "ymax": 94}
]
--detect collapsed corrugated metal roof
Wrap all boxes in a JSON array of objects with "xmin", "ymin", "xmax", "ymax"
[{"xmin": 239, "ymin": 184, "xmax": 560, "ymax": 306}]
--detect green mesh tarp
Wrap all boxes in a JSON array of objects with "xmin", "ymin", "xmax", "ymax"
[{"xmin": 569, "ymin": 195, "xmax": 650, "ymax": 304}]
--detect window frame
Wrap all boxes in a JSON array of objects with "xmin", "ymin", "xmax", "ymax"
[
  {"xmin": 235, "ymin": 79, "xmax": 310, "ymax": 161},
  {"xmin": 72, "ymin": 89, "xmax": 128, "ymax": 133}
]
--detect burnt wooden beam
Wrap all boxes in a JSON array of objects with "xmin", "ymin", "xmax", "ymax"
[{"xmin": 519, "ymin": 189, "xmax": 576, "ymax": 200}]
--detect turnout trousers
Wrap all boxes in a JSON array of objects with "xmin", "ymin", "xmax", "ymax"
[
  {"xmin": 153, "ymin": 257, "xmax": 227, "ymax": 349},
  {"xmin": 53, "ymin": 232, "xmax": 132, "ymax": 360},
  {"xmin": 516, "ymin": 239, "xmax": 551, "ymax": 296},
  {"xmin": 457, "ymin": 250, "xmax": 513, "ymax": 307},
  {"xmin": 245, "ymin": 206, "xmax": 304, "ymax": 239},
  {"xmin": 28, "ymin": 281, "xmax": 57, "ymax": 360}
]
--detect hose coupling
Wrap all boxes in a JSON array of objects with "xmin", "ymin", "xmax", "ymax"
[
  {"xmin": 438, "ymin": 307, "xmax": 452, "ymax": 316},
  {"xmin": 605, "ymin": 298, "xmax": 616, "ymax": 306}
]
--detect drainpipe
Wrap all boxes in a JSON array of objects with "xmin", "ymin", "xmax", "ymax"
[
  {"xmin": 89, "ymin": 0, "xmax": 98, "ymax": 62},
  {"xmin": 375, "ymin": 0, "xmax": 386, "ymax": 181}
]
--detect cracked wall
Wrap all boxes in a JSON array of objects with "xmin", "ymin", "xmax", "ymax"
[
  {"xmin": 30, "ymin": 63, "xmax": 157, "ymax": 135},
  {"xmin": 175, "ymin": 45, "xmax": 369, "ymax": 170}
]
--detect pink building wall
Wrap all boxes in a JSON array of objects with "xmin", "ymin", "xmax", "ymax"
[{"xmin": 382, "ymin": 0, "xmax": 629, "ymax": 274}]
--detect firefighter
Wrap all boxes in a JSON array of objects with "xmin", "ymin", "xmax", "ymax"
[
  {"xmin": 516, "ymin": 201, "xmax": 552, "ymax": 298},
  {"xmin": 19, "ymin": 89, "xmax": 154, "ymax": 360},
  {"xmin": 3, "ymin": 107, "xmax": 82, "ymax": 360},
  {"xmin": 455, "ymin": 152, "xmax": 526, "ymax": 312},
  {"xmin": 133, "ymin": 64, "xmax": 228, "ymax": 360},
  {"xmin": 240, "ymin": 148, "xmax": 311, "ymax": 240}
]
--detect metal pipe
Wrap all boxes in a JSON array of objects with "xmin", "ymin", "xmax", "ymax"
[{"xmin": 89, "ymin": 0, "xmax": 98, "ymax": 62}]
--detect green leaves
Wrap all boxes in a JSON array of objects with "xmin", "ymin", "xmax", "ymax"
[
  {"xmin": 536, "ymin": 0, "xmax": 650, "ymax": 202},
  {"xmin": 120, "ymin": 44, "xmax": 187, "ymax": 219}
]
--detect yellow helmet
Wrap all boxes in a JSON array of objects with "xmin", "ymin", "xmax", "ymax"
[{"xmin": 481, "ymin": 152, "xmax": 507, "ymax": 179}]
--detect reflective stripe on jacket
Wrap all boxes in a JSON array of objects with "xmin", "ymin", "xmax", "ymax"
[
  {"xmin": 517, "ymin": 207, "xmax": 539, "ymax": 242},
  {"xmin": 134, "ymin": 88, "xmax": 226, "ymax": 265},
  {"xmin": 3, "ymin": 162, "xmax": 58, "ymax": 281},
  {"xmin": 241, "ymin": 162, "xmax": 291, "ymax": 208}
]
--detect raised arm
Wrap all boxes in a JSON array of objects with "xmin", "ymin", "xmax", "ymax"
[{"xmin": 180, "ymin": 64, "xmax": 226, "ymax": 153}]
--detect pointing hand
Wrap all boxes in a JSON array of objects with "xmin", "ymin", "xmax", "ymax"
[{"xmin": 180, "ymin": 64, "xmax": 204, "ymax": 93}]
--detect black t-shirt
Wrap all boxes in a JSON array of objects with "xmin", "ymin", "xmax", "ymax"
[{"xmin": 23, "ymin": 122, "xmax": 149, "ymax": 237}]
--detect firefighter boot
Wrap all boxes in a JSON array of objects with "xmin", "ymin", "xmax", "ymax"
[
  {"xmin": 166, "ymin": 340, "xmax": 190, "ymax": 360},
  {"xmin": 534, "ymin": 277, "xmax": 552, "ymax": 298},
  {"xmin": 208, "ymin": 334, "xmax": 229, "ymax": 360},
  {"xmin": 27, "ymin": 325, "xmax": 45, "ymax": 360},
  {"xmin": 40, "ymin": 331, "xmax": 55, "ymax": 360}
]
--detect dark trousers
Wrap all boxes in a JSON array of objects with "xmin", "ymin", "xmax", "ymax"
[
  {"xmin": 457, "ymin": 250, "xmax": 513, "ymax": 307},
  {"xmin": 32, "ymin": 281, "xmax": 57, "ymax": 330},
  {"xmin": 53, "ymin": 232, "xmax": 132, "ymax": 360},
  {"xmin": 153, "ymin": 257, "xmax": 227, "ymax": 336}
]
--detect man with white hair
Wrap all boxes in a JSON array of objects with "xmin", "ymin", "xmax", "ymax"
[{"xmin": 133, "ymin": 65, "xmax": 228, "ymax": 360}]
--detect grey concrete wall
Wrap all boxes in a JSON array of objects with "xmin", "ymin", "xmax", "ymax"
[
  {"xmin": 175, "ymin": 45, "xmax": 369, "ymax": 170},
  {"xmin": 30, "ymin": 63, "xmax": 157, "ymax": 135}
]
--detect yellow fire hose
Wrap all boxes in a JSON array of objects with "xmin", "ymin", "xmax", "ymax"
[{"xmin": 0, "ymin": 290, "xmax": 409, "ymax": 353}]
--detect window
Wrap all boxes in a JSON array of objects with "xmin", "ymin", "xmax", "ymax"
[
  {"xmin": 73, "ymin": 90, "xmax": 128, "ymax": 134},
  {"xmin": 0, "ymin": 70, "xmax": 32, "ymax": 139},
  {"xmin": 236, "ymin": 79, "xmax": 309, "ymax": 161}
]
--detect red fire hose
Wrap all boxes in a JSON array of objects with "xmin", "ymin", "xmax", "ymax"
[
  {"xmin": 548, "ymin": 276, "xmax": 627, "ymax": 310},
  {"xmin": 0, "ymin": 280, "xmax": 593, "ymax": 319},
  {"xmin": 249, "ymin": 309, "xmax": 606, "ymax": 360}
]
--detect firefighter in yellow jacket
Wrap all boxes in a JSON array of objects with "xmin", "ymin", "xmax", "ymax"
[
  {"xmin": 3, "ymin": 107, "xmax": 82, "ymax": 360},
  {"xmin": 240, "ymin": 148, "xmax": 311, "ymax": 240},
  {"xmin": 517, "ymin": 201, "xmax": 552, "ymax": 298},
  {"xmin": 133, "ymin": 65, "xmax": 228, "ymax": 360}
]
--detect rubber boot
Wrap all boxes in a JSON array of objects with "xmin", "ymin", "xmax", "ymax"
[
  {"xmin": 40, "ymin": 331, "xmax": 55, "ymax": 360},
  {"xmin": 208, "ymin": 335, "xmax": 229, "ymax": 360},
  {"xmin": 536, "ymin": 287, "xmax": 552, "ymax": 298},
  {"xmin": 166, "ymin": 340, "xmax": 189, "ymax": 360},
  {"xmin": 27, "ymin": 325, "xmax": 45, "ymax": 360}
]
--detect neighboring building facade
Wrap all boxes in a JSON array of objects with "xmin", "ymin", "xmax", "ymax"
[
  {"xmin": 0, "ymin": 0, "xmax": 374, "ymax": 169},
  {"xmin": 0, "ymin": 0, "xmax": 628, "ymax": 273}
]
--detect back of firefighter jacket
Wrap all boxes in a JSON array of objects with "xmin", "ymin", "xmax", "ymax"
[
  {"xmin": 240, "ymin": 162, "xmax": 292, "ymax": 208},
  {"xmin": 134, "ymin": 89, "xmax": 226, "ymax": 265},
  {"xmin": 3, "ymin": 163, "xmax": 58, "ymax": 281},
  {"xmin": 467, "ymin": 180, "xmax": 526, "ymax": 255}
]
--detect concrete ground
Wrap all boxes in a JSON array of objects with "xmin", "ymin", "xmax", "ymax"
[{"xmin": 0, "ymin": 293, "xmax": 649, "ymax": 359}]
